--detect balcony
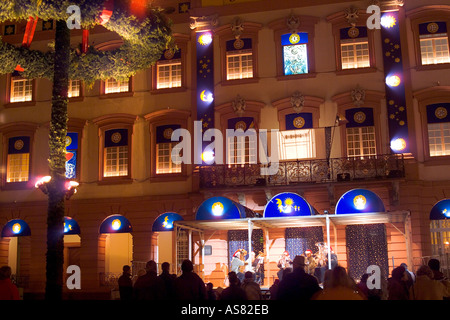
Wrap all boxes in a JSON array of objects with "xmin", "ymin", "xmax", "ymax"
[{"xmin": 199, "ymin": 154, "xmax": 405, "ymax": 189}]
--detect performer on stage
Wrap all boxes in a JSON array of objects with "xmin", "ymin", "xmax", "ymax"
[
  {"xmin": 231, "ymin": 249, "xmax": 247, "ymax": 283},
  {"xmin": 253, "ymin": 251, "xmax": 265, "ymax": 285},
  {"xmin": 304, "ymin": 249, "xmax": 317, "ymax": 276},
  {"xmin": 277, "ymin": 250, "xmax": 292, "ymax": 281}
]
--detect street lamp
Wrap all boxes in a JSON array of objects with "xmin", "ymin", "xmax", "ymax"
[{"xmin": 35, "ymin": 176, "xmax": 79, "ymax": 200}]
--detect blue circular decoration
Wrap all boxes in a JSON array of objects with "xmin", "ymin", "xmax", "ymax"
[
  {"xmin": 264, "ymin": 192, "xmax": 316, "ymax": 218},
  {"xmin": 335, "ymin": 189, "xmax": 385, "ymax": 214},
  {"xmin": 1, "ymin": 219, "xmax": 31, "ymax": 237},
  {"xmin": 64, "ymin": 216, "xmax": 81, "ymax": 235},
  {"xmin": 195, "ymin": 197, "xmax": 245, "ymax": 220},
  {"xmin": 152, "ymin": 212, "xmax": 184, "ymax": 232},
  {"xmin": 99, "ymin": 214, "xmax": 132, "ymax": 234},
  {"xmin": 429, "ymin": 199, "xmax": 450, "ymax": 220}
]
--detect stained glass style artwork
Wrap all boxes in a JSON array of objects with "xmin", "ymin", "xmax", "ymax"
[
  {"xmin": 283, "ymin": 44, "xmax": 308, "ymax": 75},
  {"xmin": 65, "ymin": 132, "xmax": 78, "ymax": 179}
]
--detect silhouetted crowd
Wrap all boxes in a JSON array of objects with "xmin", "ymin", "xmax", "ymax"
[{"xmin": 115, "ymin": 256, "xmax": 450, "ymax": 301}]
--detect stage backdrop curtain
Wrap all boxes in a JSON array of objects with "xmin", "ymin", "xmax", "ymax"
[
  {"xmin": 346, "ymin": 224, "xmax": 389, "ymax": 281},
  {"xmin": 285, "ymin": 227, "xmax": 324, "ymax": 258},
  {"xmin": 228, "ymin": 229, "xmax": 264, "ymax": 265}
]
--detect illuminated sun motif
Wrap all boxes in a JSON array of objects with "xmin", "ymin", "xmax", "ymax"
[
  {"xmin": 386, "ymin": 75, "xmax": 401, "ymax": 87},
  {"xmin": 162, "ymin": 216, "xmax": 172, "ymax": 229},
  {"xmin": 381, "ymin": 15, "xmax": 396, "ymax": 28},
  {"xmin": 390, "ymin": 138, "xmax": 407, "ymax": 152},
  {"xmin": 198, "ymin": 33, "xmax": 212, "ymax": 46},
  {"xmin": 443, "ymin": 208, "xmax": 450, "ymax": 218},
  {"xmin": 12, "ymin": 223, "xmax": 21, "ymax": 234},
  {"xmin": 111, "ymin": 219, "xmax": 121, "ymax": 231},
  {"xmin": 276, "ymin": 197, "xmax": 296, "ymax": 214},
  {"xmin": 212, "ymin": 202, "xmax": 224, "ymax": 216},
  {"xmin": 353, "ymin": 195, "xmax": 367, "ymax": 210},
  {"xmin": 64, "ymin": 222, "xmax": 73, "ymax": 233}
]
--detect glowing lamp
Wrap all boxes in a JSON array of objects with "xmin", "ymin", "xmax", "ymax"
[
  {"xmin": 64, "ymin": 222, "xmax": 72, "ymax": 233},
  {"xmin": 386, "ymin": 75, "xmax": 401, "ymax": 87},
  {"xmin": 35, "ymin": 176, "xmax": 51, "ymax": 189},
  {"xmin": 201, "ymin": 151, "xmax": 215, "ymax": 164},
  {"xmin": 111, "ymin": 219, "xmax": 122, "ymax": 231},
  {"xmin": 381, "ymin": 15, "xmax": 396, "ymax": 29},
  {"xmin": 442, "ymin": 208, "xmax": 450, "ymax": 218},
  {"xmin": 198, "ymin": 33, "xmax": 212, "ymax": 46},
  {"xmin": 390, "ymin": 138, "xmax": 407, "ymax": 152},
  {"xmin": 353, "ymin": 195, "xmax": 367, "ymax": 210},
  {"xmin": 200, "ymin": 90, "xmax": 214, "ymax": 103},
  {"xmin": 211, "ymin": 202, "xmax": 224, "ymax": 216},
  {"xmin": 66, "ymin": 180, "xmax": 79, "ymax": 190},
  {"xmin": 12, "ymin": 223, "xmax": 21, "ymax": 234}
]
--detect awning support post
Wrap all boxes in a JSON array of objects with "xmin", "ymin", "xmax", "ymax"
[
  {"xmin": 326, "ymin": 215, "xmax": 332, "ymax": 270},
  {"xmin": 247, "ymin": 219, "xmax": 253, "ymax": 272}
]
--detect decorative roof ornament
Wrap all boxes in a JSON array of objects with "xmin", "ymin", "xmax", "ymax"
[
  {"xmin": 290, "ymin": 91, "xmax": 305, "ymax": 113},
  {"xmin": 344, "ymin": 6, "xmax": 359, "ymax": 27},
  {"xmin": 351, "ymin": 85, "xmax": 366, "ymax": 107},
  {"xmin": 231, "ymin": 17, "xmax": 244, "ymax": 40},
  {"xmin": 286, "ymin": 13, "xmax": 300, "ymax": 34},
  {"xmin": 190, "ymin": 14, "xmax": 219, "ymax": 31},
  {"xmin": 232, "ymin": 94, "xmax": 246, "ymax": 116}
]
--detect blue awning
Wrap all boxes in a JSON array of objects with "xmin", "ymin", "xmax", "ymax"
[
  {"xmin": 430, "ymin": 199, "xmax": 450, "ymax": 220},
  {"xmin": 195, "ymin": 197, "xmax": 258, "ymax": 220},
  {"xmin": 335, "ymin": 189, "xmax": 385, "ymax": 214},
  {"xmin": 1, "ymin": 219, "xmax": 31, "ymax": 237},
  {"xmin": 99, "ymin": 214, "xmax": 132, "ymax": 234},
  {"xmin": 264, "ymin": 192, "xmax": 318, "ymax": 218},
  {"xmin": 64, "ymin": 216, "xmax": 81, "ymax": 235},
  {"xmin": 152, "ymin": 212, "xmax": 184, "ymax": 231}
]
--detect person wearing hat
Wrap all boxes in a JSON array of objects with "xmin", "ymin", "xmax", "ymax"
[
  {"xmin": 277, "ymin": 251, "xmax": 292, "ymax": 281},
  {"xmin": 231, "ymin": 250, "xmax": 246, "ymax": 283},
  {"xmin": 276, "ymin": 255, "xmax": 321, "ymax": 300},
  {"xmin": 305, "ymin": 250, "xmax": 317, "ymax": 276}
]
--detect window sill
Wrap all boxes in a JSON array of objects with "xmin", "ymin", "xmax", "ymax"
[
  {"xmin": 423, "ymin": 156, "xmax": 450, "ymax": 166},
  {"xmin": 150, "ymin": 174, "xmax": 188, "ymax": 183},
  {"xmin": 150, "ymin": 86, "xmax": 187, "ymax": 95},
  {"xmin": 3, "ymin": 101, "xmax": 36, "ymax": 108},
  {"xmin": 336, "ymin": 67, "xmax": 377, "ymax": 76},
  {"xmin": 97, "ymin": 177, "xmax": 133, "ymax": 185},
  {"xmin": 220, "ymin": 77, "xmax": 260, "ymax": 86},
  {"xmin": 99, "ymin": 92, "xmax": 134, "ymax": 99},
  {"xmin": 415, "ymin": 63, "xmax": 450, "ymax": 72},
  {"xmin": 1, "ymin": 181, "xmax": 33, "ymax": 191},
  {"xmin": 276, "ymin": 73, "xmax": 317, "ymax": 81},
  {"xmin": 69, "ymin": 96, "xmax": 84, "ymax": 103}
]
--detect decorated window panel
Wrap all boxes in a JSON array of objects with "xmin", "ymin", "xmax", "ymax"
[
  {"xmin": 278, "ymin": 113, "xmax": 316, "ymax": 160},
  {"xmin": 226, "ymin": 38, "xmax": 253, "ymax": 80},
  {"xmin": 104, "ymin": 78, "xmax": 129, "ymax": 94},
  {"xmin": 68, "ymin": 80, "xmax": 81, "ymax": 98},
  {"xmin": 426, "ymin": 103, "xmax": 450, "ymax": 157},
  {"xmin": 340, "ymin": 26, "xmax": 370, "ymax": 70},
  {"xmin": 156, "ymin": 125, "xmax": 182, "ymax": 174},
  {"xmin": 65, "ymin": 132, "xmax": 78, "ymax": 179},
  {"xmin": 281, "ymin": 33, "xmax": 309, "ymax": 75},
  {"xmin": 7, "ymin": 136, "xmax": 30, "ymax": 183},
  {"xmin": 103, "ymin": 129, "xmax": 129, "ymax": 177},
  {"xmin": 10, "ymin": 77, "xmax": 33, "ymax": 103},
  {"xmin": 226, "ymin": 117, "xmax": 257, "ymax": 166},
  {"xmin": 419, "ymin": 22, "xmax": 450, "ymax": 65},
  {"xmin": 345, "ymin": 108, "xmax": 376, "ymax": 158},
  {"xmin": 156, "ymin": 48, "xmax": 182, "ymax": 89}
]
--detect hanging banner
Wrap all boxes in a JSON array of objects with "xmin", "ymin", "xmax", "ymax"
[
  {"xmin": 380, "ymin": 11, "xmax": 409, "ymax": 153},
  {"xmin": 196, "ymin": 31, "xmax": 215, "ymax": 161}
]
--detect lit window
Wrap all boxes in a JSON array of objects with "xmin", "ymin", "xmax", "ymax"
[
  {"xmin": 10, "ymin": 78, "xmax": 32, "ymax": 103},
  {"xmin": 341, "ymin": 39, "xmax": 370, "ymax": 69},
  {"xmin": 278, "ymin": 129, "xmax": 316, "ymax": 160},
  {"xmin": 156, "ymin": 142, "xmax": 182, "ymax": 174},
  {"xmin": 68, "ymin": 80, "xmax": 81, "ymax": 98},
  {"xmin": 282, "ymin": 33, "xmax": 309, "ymax": 75},
  {"xmin": 226, "ymin": 50, "xmax": 253, "ymax": 80},
  {"xmin": 156, "ymin": 60, "xmax": 182, "ymax": 89},
  {"xmin": 346, "ymin": 126, "xmax": 377, "ymax": 158},
  {"xmin": 6, "ymin": 137, "xmax": 30, "ymax": 182},
  {"xmin": 104, "ymin": 78, "xmax": 129, "ymax": 94},
  {"xmin": 226, "ymin": 135, "xmax": 257, "ymax": 165},
  {"xmin": 428, "ymin": 122, "xmax": 450, "ymax": 157},
  {"xmin": 420, "ymin": 34, "xmax": 450, "ymax": 65},
  {"xmin": 103, "ymin": 129, "xmax": 129, "ymax": 177}
]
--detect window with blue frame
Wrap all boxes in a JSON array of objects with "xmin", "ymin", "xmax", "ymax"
[
  {"xmin": 281, "ymin": 33, "xmax": 309, "ymax": 75},
  {"xmin": 65, "ymin": 132, "xmax": 78, "ymax": 179}
]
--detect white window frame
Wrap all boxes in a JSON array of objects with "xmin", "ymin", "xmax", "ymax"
[
  {"xmin": 104, "ymin": 78, "xmax": 130, "ymax": 94},
  {"xmin": 156, "ymin": 142, "xmax": 182, "ymax": 174},
  {"xmin": 420, "ymin": 33, "xmax": 450, "ymax": 65},
  {"xmin": 104, "ymin": 145, "xmax": 128, "ymax": 177},
  {"xmin": 346, "ymin": 126, "xmax": 377, "ymax": 158},
  {"xmin": 226, "ymin": 49, "xmax": 253, "ymax": 80},
  {"xmin": 278, "ymin": 129, "xmax": 316, "ymax": 161},
  {"xmin": 156, "ymin": 59, "xmax": 182, "ymax": 89},
  {"xmin": 6, "ymin": 153, "xmax": 30, "ymax": 182},
  {"xmin": 340, "ymin": 38, "xmax": 370, "ymax": 70},
  {"xmin": 10, "ymin": 78, "xmax": 33, "ymax": 103},
  {"xmin": 428, "ymin": 122, "xmax": 450, "ymax": 157},
  {"xmin": 68, "ymin": 80, "xmax": 81, "ymax": 98},
  {"xmin": 226, "ymin": 134, "xmax": 257, "ymax": 166}
]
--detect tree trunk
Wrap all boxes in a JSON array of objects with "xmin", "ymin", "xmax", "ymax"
[{"xmin": 45, "ymin": 19, "xmax": 70, "ymax": 300}]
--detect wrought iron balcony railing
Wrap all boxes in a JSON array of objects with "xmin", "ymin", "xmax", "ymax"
[{"xmin": 199, "ymin": 154, "xmax": 405, "ymax": 189}]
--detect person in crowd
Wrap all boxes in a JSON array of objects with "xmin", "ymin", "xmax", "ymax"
[
  {"xmin": 174, "ymin": 259, "xmax": 206, "ymax": 300},
  {"xmin": 387, "ymin": 266, "xmax": 409, "ymax": 300},
  {"xmin": 428, "ymin": 259, "xmax": 446, "ymax": 281},
  {"xmin": 410, "ymin": 265, "xmax": 449, "ymax": 300},
  {"xmin": 277, "ymin": 251, "xmax": 292, "ymax": 281},
  {"xmin": 133, "ymin": 260, "xmax": 166, "ymax": 300},
  {"xmin": 277, "ymin": 255, "xmax": 321, "ymax": 300},
  {"xmin": 314, "ymin": 266, "xmax": 364, "ymax": 300},
  {"xmin": 158, "ymin": 262, "xmax": 177, "ymax": 300},
  {"xmin": 400, "ymin": 262, "xmax": 415, "ymax": 290},
  {"xmin": 206, "ymin": 282, "xmax": 217, "ymax": 300},
  {"xmin": 118, "ymin": 265, "xmax": 133, "ymax": 300},
  {"xmin": 356, "ymin": 273, "xmax": 370, "ymax": 299},
  {"xmin": 241, "ymin": 271, "xmax": 262, "ymax": 300},
  {"xmin": 220, "ymin": 271, "xmax": 247, "ymax": 300},
  {"xmin": 304, "ymin": 250, "xmax": 317, "ymax": 276},
  {"xmin": 0, "ymin": 266, "xmax": 20, "ymax": 300},
  {"xmin": 230, "ymin": 250, "xmax": 246, "ymax": 283},
  {"xmin": 269, "ymin": 279, "xmax": 280, "ymax": 300}
]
